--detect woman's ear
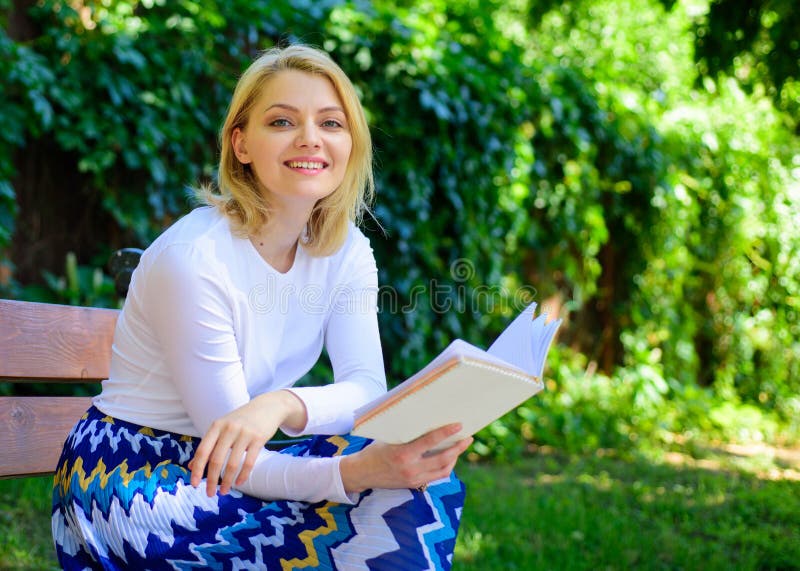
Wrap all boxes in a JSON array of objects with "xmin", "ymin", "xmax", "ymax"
[{"xmin": 232, "ymin": 128, "xmax": 252, "ymax": 164}]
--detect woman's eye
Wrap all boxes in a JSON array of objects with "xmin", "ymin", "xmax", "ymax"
[
  {"xmin": 270, "ymin": 118, "xmax": 292, "ymax": 127},
  {"xmin": 322, "ymin": 119, "xmax": 344, "ymax": 128}
]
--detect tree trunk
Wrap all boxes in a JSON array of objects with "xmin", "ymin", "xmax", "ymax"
[
  {"xmin": 8, "ymin": 0, "xmax": 39, "ymax": 41},
  {"xmin": 10, "ymin": 143, "xmax": 111, "ymax": 283}
]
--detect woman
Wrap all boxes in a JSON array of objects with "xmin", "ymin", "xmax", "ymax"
[{"xmin": 52, "ymin": 44, "xmax": 472, "ymax": 570}]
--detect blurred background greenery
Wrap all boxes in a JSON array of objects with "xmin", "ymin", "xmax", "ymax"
[{"xmin": 1, "ymin": 0, "xmax": 798, "ymax": 461}]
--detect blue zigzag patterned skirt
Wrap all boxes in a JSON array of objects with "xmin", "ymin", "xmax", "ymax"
[{"xmin": 52, "ymin": 406, "xmax": 466, "ymax": 570}]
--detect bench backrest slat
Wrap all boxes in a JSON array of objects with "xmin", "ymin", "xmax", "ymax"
[
  {"xmin": 0, "ymin": 299, "xmax": 119, "ymax": 381},
  {"xmin": 0, "ymin": 396, "xmax": 94, "ymax": 478}
]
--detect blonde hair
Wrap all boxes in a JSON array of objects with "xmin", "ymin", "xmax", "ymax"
[{"xmin": 198, "ymin": 44, "xmax": 374, "ymax": 256}]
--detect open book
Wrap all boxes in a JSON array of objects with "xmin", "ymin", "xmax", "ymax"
[{"xmin": 352, "ymin": 302, "xmax": 561, "ymax": 452}]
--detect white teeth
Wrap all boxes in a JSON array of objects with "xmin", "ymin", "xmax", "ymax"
[{"xmin": 288, "ymin": 161, "xmax": 324, "ymax": 169}]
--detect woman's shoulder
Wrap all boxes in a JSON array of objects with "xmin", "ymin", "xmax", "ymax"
[
  {"xmin": 162, "ymin": 206, "xmax": 226, "ymax": 238},
  {"xmin": 310, "ymin": 222, "xmax": 378, "ymax": 286},
  {"xmin": 148, "ymin": 207, "xmax": 228, "ymax": 247},
  {"xmin": 298, "ymin": 222, "xmax": 375, "ymax": 278},
  {"xmin": 141, "ymin": 207, "xmax": 233, "ymax": 265},
  {"xmin": 329, "ymin": 222, "xmax": 374, "ymax": 263}
]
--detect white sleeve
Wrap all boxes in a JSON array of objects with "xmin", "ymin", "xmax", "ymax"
[
  {"xmin": 283, "ymin": 235, "xmax": 387, "ymax": 436},
  {"xmin": 144, "ymin": 243, "xmax": 249, "ymax": 435},
  {"xmin": 143, "ymin": 243, "xmax": 354, "ymax": 503},
  {"xmin": 235, "ymin": 452, "xmax": 358, "ymax": 504}
]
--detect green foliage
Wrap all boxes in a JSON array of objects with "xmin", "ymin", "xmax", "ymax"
[
  {"xmin": 652, "ymin": 75, "xmax": 800, "ymax": 417},
  {"xmin": 1, "ymin": 0, "xmax": 799, "ymax": 458},
  {"xmin": 18, "ymin": 251, "xmax": 118, "ymax": 308},
  {"xmin": 514, "ymin": 343, "xmax": 794, "ymax": 457},
  {"xmin": 693, "ymin": 0, "xmax": 800, "ymax": 129},
  {"xmin": 513, "ymin": 0, "xmax": 800, "ymax": 450}
]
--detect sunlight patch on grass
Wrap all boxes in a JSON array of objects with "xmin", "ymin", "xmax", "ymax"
[
  {"xmin": 454, "ymin": 530, "xmax": 498, "ymax": 563},
  {"xmin": 658, "ymin": 441, "xmax": 800, "ymax": 481}
]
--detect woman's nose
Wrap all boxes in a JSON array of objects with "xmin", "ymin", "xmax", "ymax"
[{"xmin": 295, "ymin": 122, "xmax": 321, "ymax": 148}]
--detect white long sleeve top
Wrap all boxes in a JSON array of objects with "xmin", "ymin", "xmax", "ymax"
[{"xmin": 93, "ymin": 206, "xmax": 386, "ymax": 504}]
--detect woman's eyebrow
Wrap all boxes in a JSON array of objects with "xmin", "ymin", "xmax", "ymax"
[{"xmin": 264, "ymin": 103, "xmax": 345, "ymax": 114}]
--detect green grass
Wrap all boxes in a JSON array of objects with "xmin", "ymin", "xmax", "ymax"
[
  {"xmin": 455, "ymin": 445, "xmax": 800, "ymax": 570},
  {"xmin": 0, "ymin": 476, "xmax": 59, "ymax": 571},
  {"xmin": 2, "ymin": 445, "xmax": 798, "ymax": 570}
]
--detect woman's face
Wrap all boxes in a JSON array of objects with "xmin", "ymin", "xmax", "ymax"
[{"xmin": 232, "ymin": 69, "xmax": 353, "ymax": 213}]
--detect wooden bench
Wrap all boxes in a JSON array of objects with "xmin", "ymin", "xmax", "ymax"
[{"xmin": 0, "ymin": 298, "xmax": 119, "ymax": 478}]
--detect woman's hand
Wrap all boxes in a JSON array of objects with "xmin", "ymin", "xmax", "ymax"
[
  {"xmin": 339, "ymin": 424, "xmax": 473, "ymax": 493},
  {"xmin": 188, "ymin": 390, "xmax": 307, "ymax": 497}
]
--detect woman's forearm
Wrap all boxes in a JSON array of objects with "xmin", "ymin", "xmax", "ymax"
[{"xmin": 274, "ymin": 389, "xmax": 308, "ymax": 433}]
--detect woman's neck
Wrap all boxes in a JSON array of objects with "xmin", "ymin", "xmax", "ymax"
[{"xmin": 249, "ymin": 212, "xmax": 308, "ymax": 273}]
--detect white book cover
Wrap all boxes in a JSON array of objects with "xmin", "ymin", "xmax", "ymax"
[{"xmin": 352, "ymin": 302, "xmax": 561, "ymax": 451}]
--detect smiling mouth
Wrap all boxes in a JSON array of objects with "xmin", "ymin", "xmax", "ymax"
[{"xmin": 285, "ymin": 160, "xmax": 328, "ymax": 170}]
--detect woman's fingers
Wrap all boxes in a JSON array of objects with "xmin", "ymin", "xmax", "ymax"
[
  {"xmin": 192, "ymin": 420, "xmax": 243, "ymax": 496},
  {"xmin": 235, "ymin": 445, "xmax": 261, "ymax": 486},
  {"xmin": 392, "ymin": 430, "xmax": 473, "ymax": 488},
  {"xmin": 219, "ymin": 438, "xmax": 250, "ymax": 495},
  {"xmin": 414, "ymin": 436, "xmax": 473, "ymax": 484},
  {"xmin": 205, "ymin": 429, "xmax": 238, "ymax": 496},
  {"xmin": 188, "ymin": 393, "xmax": 291, "ymax": 494},
  {"xmin": 191, "ymin": 420, "xmax": 264, "ymax": 496},
  {"xmin": 190, "ymin": 423, "xmax": 220, "ymax": 487},
  {"xmin": 434, "ymin": 436, "xmax": 473, "ymax": 473},
  {"xmin": 410, "ymin": 423, "xmax": 463, "ymax": 455}
]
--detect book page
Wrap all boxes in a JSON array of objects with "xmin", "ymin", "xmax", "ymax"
[
  {"xmin": 488, "ymin": 302, "xmax": 561, "ymax": 378},
  {"xmin": 353, "ymin": 339, "xmax": 520, "ymax": 418}
]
